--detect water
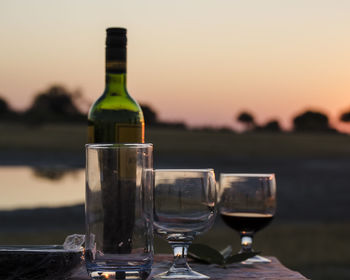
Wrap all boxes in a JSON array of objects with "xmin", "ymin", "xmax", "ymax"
[
  {"xmin": 0, "ymin": 167, "xmax": 85, "ymax": 245},
  {"xmin": 0, "ymin": 166, "xmax": 84, "ymax": 210}
]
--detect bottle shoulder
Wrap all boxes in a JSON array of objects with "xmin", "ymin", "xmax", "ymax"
[
  {"xmin": 88, "ymin": 92, "xmax": 144, "ymax": 123},
  {"xmin": 91, "ymin": 91, "xmax": 138, "ymax": 107}
]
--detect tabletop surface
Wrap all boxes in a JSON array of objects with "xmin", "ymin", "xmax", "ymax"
[{"xmin": 70, "ymin": 255, "xmax": 309, "ymax": 280}]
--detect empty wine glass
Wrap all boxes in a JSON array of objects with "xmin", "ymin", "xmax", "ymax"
[
  {"xmin": 219, "ymin": 173, "xmax": 276, "ymax": 264},
  {"xmin": 153, "ymin": 169, "xmax": 217, "ymax": 279}
]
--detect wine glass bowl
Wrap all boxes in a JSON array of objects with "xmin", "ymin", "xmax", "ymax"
[
  {"xmin": 219, "ymin": 173, "xmax": 276, "ymax": 264},
  {"xmin": 153, "ymin": 169, "xmax": 217, "ymax": 279}
]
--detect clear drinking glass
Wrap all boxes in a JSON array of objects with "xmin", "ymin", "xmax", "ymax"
[
  {"xmin": 85, "ymin": 144, "xmax": 153, "ymax": 280},
  {"xmin": 153, "ymin": 169, "xmax": 217, "ymax": 279},
  {"xmin": 219, "ymin": 173, "xmax": 276, "ymax": 264}
]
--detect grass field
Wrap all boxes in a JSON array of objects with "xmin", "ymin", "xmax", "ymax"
[
  {"xmin": 2, "ymin": 123, "xmax": 350, "ymax": 157},
  {"xmin": 1, "ymin": 123, "xmax": 350, "ymax": 279}
]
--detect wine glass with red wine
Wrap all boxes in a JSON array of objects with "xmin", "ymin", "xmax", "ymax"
[{"xmin": 219, "ymin": 173, "xmax": 276, "ymax": 264}]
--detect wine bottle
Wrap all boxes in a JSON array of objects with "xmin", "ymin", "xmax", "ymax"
[
  {"xmin": 88, "ymin": 27, "xmax": 144, "ymax": 143},
  {"xmin": 87, "ymin": 27, "xmax": 143, "ymax": 254}
]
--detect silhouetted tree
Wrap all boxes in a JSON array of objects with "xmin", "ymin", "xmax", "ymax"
[
  {"xmin": 293, "ymin": 110, "xmax": 333, "ymax": 132},
  {"xmin": 140, "ymin": 104, "xmax": 187, "ymax": 129},
  {"xmin": 0, "ymin": 97, "xmax": 9, "ymax": 116},
  {"xmin": 155, "ymin": 121, "xmax": 187, "ymax": 130},
  {"xmin": 340, "ymin": 111, "xmax": 350, "ymax": 123},
  {"xmin": 0, "ymin": 96, "xmax": 20, "ymax": 121},
  {"xmin": 237, "ymin": 111, "xmax": 255, "ymax": 131},
  {"xmin": 257, "ymin": 120, "xmax": 282, "ymax": 132},
  {"xmin": 140, "ymin": 104, "xmax": 158, "ymax": 125},
  {"xmin": 25, "ymin": 85, "xmax": 86, "ymax": 124}
]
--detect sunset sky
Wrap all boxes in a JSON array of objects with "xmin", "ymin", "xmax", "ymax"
[{"xmin": 1, "ymin": 0, "xmax": 350, "ymax": 130}]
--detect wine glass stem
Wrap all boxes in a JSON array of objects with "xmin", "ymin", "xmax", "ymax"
[
  {"xmin": 170, "ymin": 242, "xmax": 191, "ymax": 271},
  {"xmin": 240, "ymin": 234, "xmax": 253, "ymax": 253}
]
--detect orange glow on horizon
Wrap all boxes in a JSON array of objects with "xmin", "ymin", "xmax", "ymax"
[{"xmin": 0, "ymin": 0, "xmax": 349, "ymax": 131}]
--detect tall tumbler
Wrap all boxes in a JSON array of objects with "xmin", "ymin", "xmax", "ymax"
[{"xmin": 85, "ymin": 144, "xmax": 153, "ymax": 280}]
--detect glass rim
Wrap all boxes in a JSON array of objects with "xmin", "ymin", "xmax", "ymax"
[
  {"xmin": 86, "ymin": 143, "xmax": 153, "ymax": 149},
  {"xmin": 220, "ymin": 173, "xmax": 275, "ymax": 178},
  {"xmin": 154, "ymin": 168, "xmax": 214, "ymax": 172}
]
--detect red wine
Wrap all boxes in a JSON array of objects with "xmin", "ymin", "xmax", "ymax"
[{"xmin": 220, "ymin": 212, "xmax": 274, "ymax": 233}]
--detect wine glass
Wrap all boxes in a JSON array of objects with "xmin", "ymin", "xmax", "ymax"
[
  {"xmin": 219, "ymin": 173, "xmax": 276, "ymax": 264},
  {"xmin": 153, "ymin": 169, "xmax": 217, "ymax": 279}
]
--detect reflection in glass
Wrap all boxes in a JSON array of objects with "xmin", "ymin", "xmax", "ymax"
[{"xmin": 153, "ymin": 169, "xmax": 217, "ymax": 279}]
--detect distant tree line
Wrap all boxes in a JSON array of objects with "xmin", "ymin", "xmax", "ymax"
[
  {"xmin": 0, "ymin": 85, "xmax": 85, "ymax": 124},
  {"xmin": 0, "ymin": 85, "xmax": 186, "ymax": 129},
  {"xmin": 139, "ymin": 104, "xmax": 187, "ymax": 129},
  {"xmin": 1, "ymin": 84, "xmax": 350, "ymax": 133},
  {"xmin": 236, "ymin": 110, "xmax": 341, "ymax": 133}
]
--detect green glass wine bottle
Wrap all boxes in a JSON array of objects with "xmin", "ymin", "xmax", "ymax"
[
  {"xmin": 87, "ymin": 27, "xmax": 144, "ymax": 254},
  {"xmin": 88, "ymin": 27, "xmax": 144, "ymax": 143}
]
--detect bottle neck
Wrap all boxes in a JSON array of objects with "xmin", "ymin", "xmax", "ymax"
[
  {"xmin": 105, "ymin": 73, "xmax": 127, "ymax": 94},
  {"xmin": 106, "ymin": 46, "xmax": 127, "ymax": 74},
  {"xmin": 105, "ymin": 46, "xmax": 128, "ymax": 95}
]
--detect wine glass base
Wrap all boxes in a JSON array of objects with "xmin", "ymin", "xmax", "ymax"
[
  {"xmin": 153, "ymin": 269, "xmax": 209, "ymax": 279},
  {"xmin": 241, "ymin": 255, "xmax": 271, "ymax": 265}
]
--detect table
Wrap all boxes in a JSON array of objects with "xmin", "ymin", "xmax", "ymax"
[{"xmin": 71, "ymin": 255, "xmax": 308, "ymax": 280}]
